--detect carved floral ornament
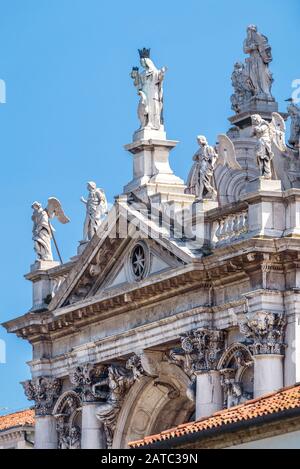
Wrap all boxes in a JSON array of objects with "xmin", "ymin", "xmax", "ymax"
[
  {"xmin": 238, "ymin": 311, "xmax": 286, "ymax": 355},
  {"xmin": 170, "ymin": 328, "xmax": 226, "ymax": 377},
  {"xmin": 22, "ymin": 376, "xmax": 62, "ymax": 416}
]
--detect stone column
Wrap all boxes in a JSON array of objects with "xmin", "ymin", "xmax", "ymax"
[
  {"xmin": 81, "ymin": 403, "xmax": 106, "ymax": 449},
  {"xmin": 173, "ymin": 328, "xmax": 226, "ymax": 419},
  {"xmin": 195, "ymin": 370, "xmax": 223, "ymax": 419},
  {"xmin": 70, "ymin": 364, "xmax": 107, "ymax": 449},
  {"xmin": 254, "ymin": 354, "xmax": 284, "ymax": 397},
  {"xmin": 22, "ymin": 376, "xmax": 61, "ymax": 449},
  {"xmin": 239, "ymin": 311, "xmax": 286, "ymax": 398},
  {"xmin": 34, "ymin": 415, "xmax": 58, "ymax": 449}
]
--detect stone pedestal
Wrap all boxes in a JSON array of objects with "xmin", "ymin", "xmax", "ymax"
[
  {"xmin": 245, "ymin": 177, "xmax": 282, "ymax": 195},
  {"xmin": 254, "ymin": 354, "xmax": 284, "ymax": 398},
  {"xmin": 123, "ymin": 139, "xmax": 186, "ymax": 200},
  {"xmin": 34, "ymin": 415, "xmax": 58, "ymax": 449},
  {"xmin": 195, "ymin": 371, "xmax": 223, "ymax": 420},
  {"xmin": 81, "ymin": 403, "xmax": 106, "ymax": 449},
  {"xmin": 133, "ymin": 126, "xmax": 166, "ymax": 142},
  {"xmin": 25, "ymin": 261, "xmax": 60, "ymax": 312}
]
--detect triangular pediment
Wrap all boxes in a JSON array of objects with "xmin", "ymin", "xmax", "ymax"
[{"xmin": 49, "ymin": 200, "xmax": 192, "ymax": 311}]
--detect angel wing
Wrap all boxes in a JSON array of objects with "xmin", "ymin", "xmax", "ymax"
[
  {"xmin": 97, "ymin": 189, "xmax": 108, "ymax": 215},
  {"xmin": 216, "ymin": 134, "xmax": 242, "ymax": 170},
  {"xmin": 270, "ymin": 112, "xmax": 287, "ymax": 152},
  {"xmin": 46, "ymin": 197, "xmax": 70, "ymax": 224}
]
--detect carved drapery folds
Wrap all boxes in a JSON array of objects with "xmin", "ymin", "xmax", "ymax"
[
  {"xmin": 170, "ymin": 328, "xmax": 226, "ymax": 377},
  {"xmin": 22, "ymin": 376, "xmax": 62, "ymax": 416},
  {"xmin": 220, "ymin": 368, "xmax": 253, "ymax": 409},
  {"xmin": 69, "ymin": 355, "xmax": 144, "ymax": 449},
  {"xmin": 239, "ymin": 311, "xmax": 286, "ymax": 355}
]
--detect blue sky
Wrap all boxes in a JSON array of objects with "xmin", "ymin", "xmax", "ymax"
[{"xmin": 0, "ymin": 0, "xmax": 299, "ymax": 414}]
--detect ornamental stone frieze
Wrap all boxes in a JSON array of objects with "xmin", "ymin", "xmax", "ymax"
[
  {"xmin": 238, "ymin": 311, "xmax": 286, "ymax": 355},
  {"xmin": 170, "ymin": 328, "xmax": 226, "ymax": 377},
  {"xmin": 22, "ymin": 376, "xmax": 62, "ymax": 416}
]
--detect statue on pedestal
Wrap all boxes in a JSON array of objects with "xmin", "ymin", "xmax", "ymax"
[
  {"xmin": 186, "ymin": 134, "xmax": 241, "ymax": 200},
  {"xmin": 243, "ymin": 25, "xmax": 273, "ymax": 100},
  {"xmin": 81, "ymin": 182, "xmax": 107, "ymax": 242},
  {"xmin": 251, "ymin": 113, "xmax": 286, "ymax": 179},
  {"xmin": 32, "ymin": 198, "xmax": 70, "ymax": 262},
  {"xmin": 131, "ymin": 48, "xmax": 166, "ymax": 131},
  {"xmin": 231, "ymin": 62, "xmax": 253, "ymax": 113},
  {"xmin": 286, "ymin": 100, "xmax": 300, "ymax": 149}
]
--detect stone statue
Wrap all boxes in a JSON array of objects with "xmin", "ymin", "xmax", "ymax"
[
  {"xmin": 287, "ymin": 100, "xmax": 300, "ymax": 148},
  {"xmin": 243, "ymin": 25, "xmax": 273, "ymax": 100},
  {"xmin": 81, "ymin": 182, "xmax": 107, "ymax": 242},
  {"xmin": 231, "ymin": 62, "xmax": 253, "ymax": 113},
  {"xmin": 186, "ymin": 134, "xmax": 241, "ymax": 200},
  {"xmin": 32, "ymin": 198, "xmax": 70, "ymax": 262},
  {"xmin": 131, "ymin": 48, "xmax": 166, "ymax": 131},
  {"xmin": 95, "ymin": 365, "xmax": 135, "ymax": 448},
  {"xmin": 251, "ymin": 113, "xmax": 286, "ymax": 179}
]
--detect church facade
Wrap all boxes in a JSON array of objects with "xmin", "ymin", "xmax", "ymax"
[{"xmin": 2, "ymin": 25, "xmax": 300, "ymax": 449}]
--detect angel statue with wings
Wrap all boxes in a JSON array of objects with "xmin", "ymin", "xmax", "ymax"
[
  {"xmin": 32, "ymin": 198, "xmax": 70, "ymax": 262},
  {"xmin": 186, "ymin": 134, "xmax": 242, "ymax": 201},
  {"xmin": 251, "ymin": 113, "xmax": 286, "ymax": 179},
  {"xmin": 81, "ymin": 182, "xmax": 108, "ymax": 242}
]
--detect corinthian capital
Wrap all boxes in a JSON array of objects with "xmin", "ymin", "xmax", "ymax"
[
  {"xmin": 69, "ymin": 363, "xmax": 105, "ymax": 403},
  {"xmin": 239, "ymin": 311, "xmax": 286, "ymax": 355},
  {"xmin": 171, "ymin": 328, "xmax": 226, "ymax": 376},
  {"xmin": 22, "ymin": 376, "xmax": 62, "ymax": 416}
]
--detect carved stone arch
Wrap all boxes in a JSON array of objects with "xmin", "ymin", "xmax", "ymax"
[
  {"xmin": 217, "ymin": 342, "xmax": 253, "ymax": 370},
  {"xmin": 53, "ymin": 391, "xmax": 82, "ymax": 450},
  {"xmin": 53, "ymin": 390, "xmax": 81, "ymax": 416},
  {"xmin": 112, "ymin": 362, "xmax": 194, "ymax": 449},
  {"xmin": 217, "ymin": 342, "xmax": 254, "ymax": 409}
]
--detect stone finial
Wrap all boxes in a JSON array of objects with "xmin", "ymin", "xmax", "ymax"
[
  {"xmin": 22, "ymin": 376, "xmax": 62, "ymax": 416},
  {"xmin": 171, "ymin": 328, "xmax": 226, "ymax": 376},
  {"xmin": 239, "ymin": 311, "xmax": 286, "ymax": 355}
]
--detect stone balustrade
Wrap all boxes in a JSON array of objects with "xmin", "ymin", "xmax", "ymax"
[{"xmin": 213, "ymin": 210, "xmax": 248, "ymax": 246}]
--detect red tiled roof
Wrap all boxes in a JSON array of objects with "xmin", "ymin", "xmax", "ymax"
[
  {"xmin": 0, "ymin": 409, "xmax": 35, "ymax": 432},
  {"xmin": 129, "ymin": 384, "xmax": 300, "ymax": 448}
]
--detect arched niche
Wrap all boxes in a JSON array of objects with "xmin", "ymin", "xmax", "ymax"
[
  {"xmin": 113, "ymin": 362, "xmax": 194, "ymax": 449},
  {"xmin": 53, "ymin": 391, "xmax": 82, "ymax": 449},
  {"xmin": 217, "ymin": 342, "xmax": 254, "ymax": 408}
]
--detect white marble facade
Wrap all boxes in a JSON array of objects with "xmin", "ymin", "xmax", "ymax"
[{"xmin": 3, "ymin": 27, "xmax": 300, "ymax": 449}]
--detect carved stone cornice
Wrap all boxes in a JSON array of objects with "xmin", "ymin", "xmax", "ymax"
[
  {"xmin": 22, "ymin": 376, "xmax": 62, "ymax": 416},
  {"xmin": 170, "ymin": 328, "xmax": 226, "ymax": 376},
  {"xmin": 239, "ymin": 311, "xmax": 286, "ymax": 355},
  {"xmin": 69, "ymin": 363, "xmax": 106, "ymax": 403}
]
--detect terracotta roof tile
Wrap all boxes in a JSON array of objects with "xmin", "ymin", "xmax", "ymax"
[
  {"xmin": 129, "ymin": 384, "xmax": 300, "ymax": 448},
  {"xmin": 0, "ymin": 409, "xmax": 35, "ymax": 432}
]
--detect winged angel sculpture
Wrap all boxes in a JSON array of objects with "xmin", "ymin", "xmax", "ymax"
[
  {"xmin": 186, "ymin": 134, "xmax": 242, "ymax": 200},
  {"xmin": 32, "ymin": 197, "xmax": 70, "ymax": 262},
  {"xmin": 251, "ymin": 112, "xmax": 286, "ymax": 179}
]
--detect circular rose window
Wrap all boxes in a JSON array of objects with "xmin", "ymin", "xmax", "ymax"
[{"xmin": 131, "ymin": 243, "xmax": 146, "ymax": 280}]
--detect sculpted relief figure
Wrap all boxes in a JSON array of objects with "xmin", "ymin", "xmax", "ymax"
[
  {"xmin": 287, "ymin": 100, "xmax": 300, "ymax": 149},
  {"xmin": 251, "ymin": 113, "xmax": 286, "ymax": 179},
  {"xmin": 32, "ymin": 198, "xmax": 70, "ymax": 262},
  {"xmin": 186, "ymin": 134, "xmax": 241, "ymax": 200},
  {"xmin": 243, "ymin": 25, "xmax": 273, "ymax": 100},
  {"xmin": 81, "ymin": 182, "xmax": 107, "ymax": 242},
  {"xmin": 131, "ymin": 48, "xmax": 166, "ymax": 131},
  {"xmin": 231, "ymin": 62, "xmax": 253, "ymax": 113}
]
